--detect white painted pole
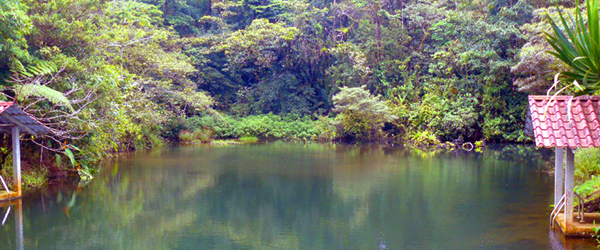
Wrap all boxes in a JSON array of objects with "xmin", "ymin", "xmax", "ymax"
[
  {"xmin": 565, "ymin": 147, "xmax": 575, "ymax": 229},
  {"xmin": 11, "ymin": 126, "xmax": 20, "ymax": 196},
  {"xmin": 555, "ymin": 147, "xmax": 564, "ymax": 206}
]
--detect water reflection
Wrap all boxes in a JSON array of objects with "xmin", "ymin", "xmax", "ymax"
[
  {"xmin": 0, "ymin": 142, "xmax": 597, "ymax": 249},
  {"xmin": 0, "ymin": 200, "xmax": 24, "ymax": 250}
]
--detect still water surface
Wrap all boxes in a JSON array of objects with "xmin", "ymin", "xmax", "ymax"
[{"xmin": 0, "ymin": 142, "xmax": 597, "ymax": 249}]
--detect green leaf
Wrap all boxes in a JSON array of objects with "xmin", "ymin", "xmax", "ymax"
[
  {"xmin": 64, "ymin": 148, "xmax": 76, "ymax": 167},
  {"xmin": 55, "ymin": 154, "xmax": 62, "ymax": 167}
]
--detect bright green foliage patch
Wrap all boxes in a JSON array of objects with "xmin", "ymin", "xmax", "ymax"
[
  {"xmin": 332, "ymin": 86, "xmax": 396, "ymax": 141},
  {"xmin": 181, "ymin": 114, "xmax": 336, "ymax": 142},
  {"xmin": 0, "ymin": 0, "xmax": 32, "ymax": 65},
  {"xmin": 575, "ymin": 148, "xmax": 600, "ymax": 185}
]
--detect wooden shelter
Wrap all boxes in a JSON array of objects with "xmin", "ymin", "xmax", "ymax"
[
  {"xmin": 529, "ymin": 95, "xmax": 600, "ymax": 236},
  {"xmin": 0, "ymin": 102, "xmax": 51, "ymax": 202}
]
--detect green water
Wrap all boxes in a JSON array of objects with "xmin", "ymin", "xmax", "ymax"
[{"xmin": 0, "ymin": 143, "xmax": 596, "ymax": 249}]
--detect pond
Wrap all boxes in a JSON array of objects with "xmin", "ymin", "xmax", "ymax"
[{"xmin": 0, "ymin": 142, "xmax": 597, "ymax": 249}]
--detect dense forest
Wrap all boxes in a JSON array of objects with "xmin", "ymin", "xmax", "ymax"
[{"xmin": 0, "ymin": 0, "xmax": 583, "ymax": 185}]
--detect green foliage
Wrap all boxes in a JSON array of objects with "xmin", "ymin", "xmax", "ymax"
[
  {"xmin": 575, "ymin": 176, "xmax": 600, "ymax": 198},
  {"xmin": 230, "ymin": 73, "xmax": 316, "ymax": 115},
  {"xmin": 182, "ymin": 113, "xmax": 335, "ymax": 141},
  {"xmin": 158, "ymin": 0, "xmax": 559, "ymax": 145},
  {"xmin": 16, "ymin": 84, "xmax": 73, "ymax": 110},
  {"xmin": 409, "ymin": 130, "xmax": 441, "ymax": 148},
  {"xmin": 141, "ymin": 0, "xmax": 211, "ymax": 36},
  {"xmin": 332, "ymin": 86, "xmax": 396, "ymax": 141},
  {"xmin": 63, "ymin": 148, "xmax": 76, "ymax": 167},
  {"xmin": 22, "ymin": 166, "xmax": 48, "ymax": 189},
  {"xmin": 0, "ymin": 0, "xmax": 218, "ymax": 176},
  {"xmin": 545, "ymin": 0, "xmax": 600, "ymax": 95},
  {"xmin": 238, "ymin": 135, "xmax": 259, "ymax": 143},
  {"xmin": 0, "ymin": 0, "xmax": 32, "ymax": 64},
  {"xmin": 0, "ymin": 0, "xmax": 577, "ymax": 187},
  {"xmin": 512, "ymin": 9, "xmax": 567, "ymax": 94},
  {"xmin": 179, "ymin": 129, "xmax": 212, "ymax": 143},
  {"xmin": 10, "ymin": 59, "xmax": 56, "ymax": 77},
  {"xmin": 594, "ymin": 221, "xmax": 600, "ymax": 245},
  {"xmin": 575, "ymin": 147, "xmax": 600, "ymax": 185},
  {"xmin": 228, "ymin": 114, "xmax": 325, "ymax": 140},
  {"xmin": 408, "ymin": 93, "xmax": 478, "ymax": 141},
  {"xmin": 181, "ymin": 0, "xmax": 538, "ymax": 145},
  {"xmin": 215, "ymin": 18, "xmax": 299, "ymax": 70}
]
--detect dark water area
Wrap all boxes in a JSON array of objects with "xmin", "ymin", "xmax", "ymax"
[{"xmin": 0, "ymin": 142, "xmax": 597, "ymax": 249}]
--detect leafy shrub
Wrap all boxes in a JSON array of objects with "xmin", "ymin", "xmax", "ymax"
[
  {"xmin": 575, "ymin": 176, "xmax": 600, "ymax": 199},
  {"xmin": 409, "ymin": 130, "xmax": 441, "ymax": 148},
  {"xmin": 179, "ymin": 129, "xmax": 212, "ymax": 143},
  {"xmin": 180, "ymin": 113, "xmax": 335, "ymax": 141},
  {"xmin": 575, "ymin": 148, "xmax": 600, "ymax": 185},
  {"xmin": 230, "ymin": 73, "xmax": 316, "ymax": 116},
  {"xmin": 332, "ymin": 86, "xmax": 397, "ymax": 141},
  {"xmin": 409, "ymin": 93, "xmax": 478, "ymax": 141},
  {"xmin": 312, "ymin": 116, "xmax": 337, "ymax": 141},
  {"xmin": 162, "ymin": 116, "xmax": 186, "ymax": 141},
  {"xmin": 22, "ymin": 167, "xmax": 49, "ymax": 189},
  {"xmin": 195, "ymin": 130, "xmax": 213, "ymax": 143},
  {"xmin": 179, "ymin": 130, "xmax": 196, "ymax": 143}
]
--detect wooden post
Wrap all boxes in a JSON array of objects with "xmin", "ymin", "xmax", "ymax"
[
  {"xmin": 555, "ymin": 147, "xmax": 564, "ymax": 206},
  {"xmin": 11, "ymin": 126, "xmax": 20, "ymax": 196},
  {"xmin": 565, "ymin": 147, "xmax": 575, "ymax": 229}
]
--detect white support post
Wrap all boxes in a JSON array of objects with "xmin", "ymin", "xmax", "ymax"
[
  {"xmin": 11, "ymin": 126, "xmax": 21, "ymax": 196},
  {"xmin": 555, "ymin": 147, "xmax": 564, "ymax": 206},
  {"xmin": 565, "ymin": 147, "xmax": 575, "ymax": 229}
]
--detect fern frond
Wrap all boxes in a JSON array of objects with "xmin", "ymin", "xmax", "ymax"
[
  {"xmin": 17, "ymin": 84, "xmax": 73, "ymax": 111},
  {"xmin": 27, "ymin": 60, "xmax": 57, "ymax": 76},
  {"xmin": 9, "ymin": 59, "xmax": 57, "ymax": 78},
  {"xmin": 9, "ymin": 58, "xmax": 28, "ymax": 77}
]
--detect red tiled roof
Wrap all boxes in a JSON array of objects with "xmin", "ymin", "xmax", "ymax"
[{"xmin": 529, "ymin": 95, "xmax": 600, "ymax": 148}]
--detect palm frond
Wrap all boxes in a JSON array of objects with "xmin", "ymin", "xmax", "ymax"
[{"xmin": 545, "ymin": 0, "xmax": 600, "ymax": 95}]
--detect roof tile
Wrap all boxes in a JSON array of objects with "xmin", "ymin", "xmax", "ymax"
[{"xmin": 529, "ymin": 95, "xmax": 600, "ymax": 148}]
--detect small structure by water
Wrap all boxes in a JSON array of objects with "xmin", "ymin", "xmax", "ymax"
[
  {"xmin": 0, "ymin": 102, "xmax": 51, "ymax": 203},
  {"xmin": 529, "ymin": 95, "xmax": 600, "ymax": 237}
]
